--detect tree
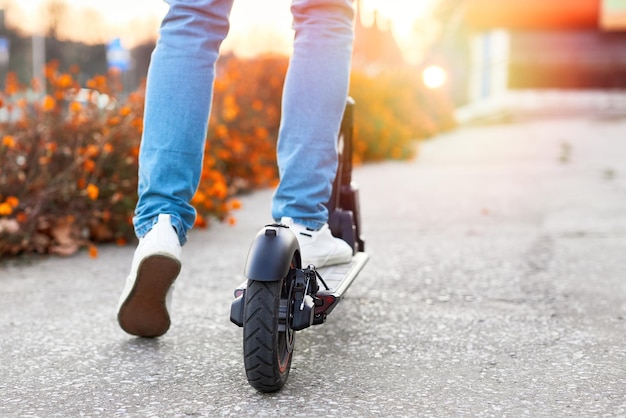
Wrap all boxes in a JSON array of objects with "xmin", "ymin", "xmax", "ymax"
[{"xmin": 43, "ymin": 0, "xmax": 69, "ymax": 39}]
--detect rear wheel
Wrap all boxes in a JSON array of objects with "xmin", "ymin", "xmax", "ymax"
[{"xmin": 243, "ymin": 256, "xmax": 296, "ymax": 392}]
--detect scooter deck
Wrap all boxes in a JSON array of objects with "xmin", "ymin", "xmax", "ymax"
[{"xmin": 316, "ymin": 252, "xmax": 368, "ymax": 298}]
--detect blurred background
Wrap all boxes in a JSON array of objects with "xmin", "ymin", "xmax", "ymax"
[
  {"xmin": 0, "ymin": 0, "xmax": 441, "ymax": 90},
  {"xmin": 1, "ymin": 0, "xmax": 626, "ymax": 256},
  {"xmin": 1, "ymin": 0, "xmax": 625, "ymax": 108}
]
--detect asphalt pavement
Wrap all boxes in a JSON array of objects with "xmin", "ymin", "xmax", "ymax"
[{"xmin": 1, "ymin": 115, "xmax": 625, "ymax": 417}]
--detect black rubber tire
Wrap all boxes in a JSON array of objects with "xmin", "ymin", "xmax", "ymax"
[{"xmin": 243, "ymin": 275, "xmax": 295, "ymax": 393}]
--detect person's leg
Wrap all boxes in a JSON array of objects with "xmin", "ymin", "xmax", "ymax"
[
  {"xmin": 272, "ymin": 0, "xmax": 355, "ymax": 229},
  {"xmin": 272, "ymin": 0, "xmax": 355, "ymax": 267},
  {"xmin": 119, "ymin": 0, "xmax": 234, "ymax": 337},
  {"xmin": 134, "ymin": 0, "xmax": 235, "ymax": 246}
]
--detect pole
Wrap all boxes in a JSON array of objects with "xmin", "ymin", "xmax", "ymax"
[{"xmin": 32, "ymin": 34, "xmax": 45, "ymax": 92}]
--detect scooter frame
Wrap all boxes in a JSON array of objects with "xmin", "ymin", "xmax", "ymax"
[{"xmin": 230, "ymin": 98, "xmax": 367, "ymax": 392}]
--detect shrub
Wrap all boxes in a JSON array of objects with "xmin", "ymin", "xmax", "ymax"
[
  {"xmin": 0, "ymin": 56, "xmax": 455, "ymax": 257},
  {"xmin": 350, "ymin": 68, "xmax": 456, "ymax": 162},
  {"xmin": 1, "ymin": 62, "xmax": 145, "ymax": 256}
]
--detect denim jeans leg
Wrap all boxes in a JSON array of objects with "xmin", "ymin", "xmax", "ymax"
[
  {"xmin": 271, "ymin": 0, "xmax": 355, "ymax": 230},
  {"xmin": 134, "ymin": 0, "xmax": 234, "ymax": 245}
]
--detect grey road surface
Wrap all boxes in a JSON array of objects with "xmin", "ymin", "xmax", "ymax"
[{"xmin": 1, "ymin": 116, "xmax": 625, "ymax": 417}]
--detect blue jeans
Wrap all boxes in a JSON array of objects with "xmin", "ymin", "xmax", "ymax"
[{"xmin": 134, "ymin": 0, "xmax": 355, "ymax": 245}]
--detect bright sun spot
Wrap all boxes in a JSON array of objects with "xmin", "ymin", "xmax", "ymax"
[{"xmin": 422, "ymin": 65, "xmax": 447, "ymax": 89}]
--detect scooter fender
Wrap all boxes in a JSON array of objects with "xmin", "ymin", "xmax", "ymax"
[{"xmin": 244, "ymin": 224, "xmax": 301, "ymax": 282}]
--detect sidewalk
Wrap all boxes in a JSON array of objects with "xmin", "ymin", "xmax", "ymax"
[
  {"xmin": 456, "ymin": 89, "xmax": 626, "ymax": 124},
  {"xmin": 1, "ymin": 115, "xmax": 625, "ymax": 416}
]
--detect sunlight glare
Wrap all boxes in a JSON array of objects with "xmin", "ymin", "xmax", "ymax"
[
  {"xmin": 422, "ymin": 65, "xmax": 447, "ymax": 89},
  {"xmin": 5, "ymin": 0, "xmax": 435, "ymax": 60}
]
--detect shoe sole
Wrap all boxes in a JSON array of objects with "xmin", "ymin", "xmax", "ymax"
[{"xmin": 117, "ymin": 254, "xmax": 181, "ymax": 338}]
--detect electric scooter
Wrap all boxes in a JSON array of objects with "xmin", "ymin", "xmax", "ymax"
[{"xmin": 230, "ymin": 98, "xmax": 368, "ymax": 393}]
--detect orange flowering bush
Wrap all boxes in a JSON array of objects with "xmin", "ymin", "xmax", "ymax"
[
  {"xmin": 1, "ymin": 62, "xmax": 144, "ymax": 256},
  {"xmin": 0, "ymin": 57, "xmax": 283, "ymax": 257},
  {"xmin": 349, "ymin": 68, "xmax": 456, "ymax": 162},
  {"xmin": 0, "ymin": 55, "xmax": 455, "ymax": 257},
  {"xmin": 192, "ymin": 54, "xmax": 287, "ymax": 228}
]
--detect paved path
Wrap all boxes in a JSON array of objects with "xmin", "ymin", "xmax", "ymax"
[{"xmin": 1, "ymin": 116, "xmax": 625, "ymax": 417}]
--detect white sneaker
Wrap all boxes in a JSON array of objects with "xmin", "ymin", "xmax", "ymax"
[
  {"xmin": 280, "ymin": 217, "xmax": 352, "ymax": 268},
  {"xmin": 117, "ymin": 214, "xmax": 181, "ymax": 338}
]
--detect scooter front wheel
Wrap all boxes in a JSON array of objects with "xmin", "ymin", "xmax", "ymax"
[{"xmin": 242, "ymin": 263, "xmax": 296, "ymax": 392}]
